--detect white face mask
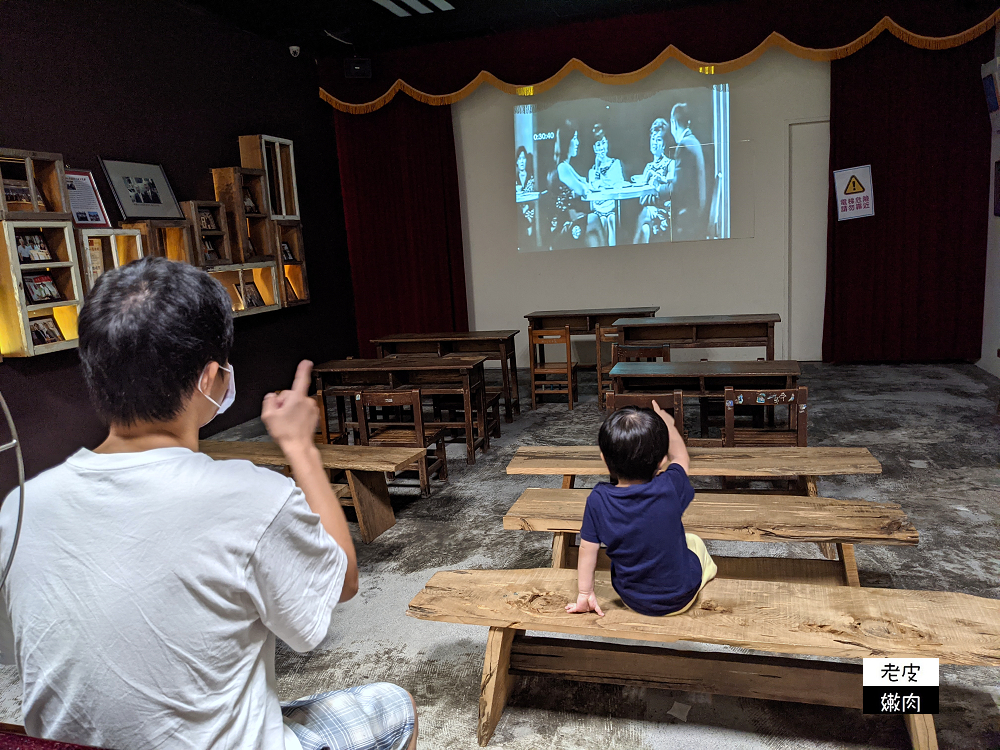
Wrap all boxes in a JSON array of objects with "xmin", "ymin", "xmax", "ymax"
[{"xmin": 198, "ymin": 363, "xmax": 235, "ymax": 425}]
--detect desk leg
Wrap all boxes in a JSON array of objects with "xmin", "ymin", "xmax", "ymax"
[
  {"xmin": 837, "ymin": 543, "xmax": 861, "ymax": 587},
  {"xmin": 551, "ymin": 532, "xmax": 573, "ymax": 568},
  {"xmin": 803, "ymin": 475, "xmax": 838, "ymax": 561},
  {"xmin": 562, "ymin": 474, "xmax": 576, "ymax": 489},
  {"xmin": 903, "ymin": 714, "xmax": 938, "ymax": 750},
  {"xmin": 498, "ymin": 342, "xmax": 513, "ymax": 423},
  {"xmin": 463, "ymin": 374, "xmax": 476, "ymax": 465},
  {"xmin": 346, "ymin": 469, "xmax": 396, "ymax": 543},
  {"xmin": 509, "ymin": 348, "xmax": 521, "ymax": 416}
]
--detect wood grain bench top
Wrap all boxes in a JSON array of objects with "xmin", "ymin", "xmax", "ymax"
[
  {"xmin": 199, "ymin": 440, "xmax": 424, "ymax": 473},
  {"xmin": 506, "ymin": 446, "xmax": 882, "ymax": 477},
  {"xmin": 504, "ymin": 488, "xmax": 918, "ymax": 545},
  {"xmin": 407, "ymin": 568, "xmax": 1000, "ymax": 665}
]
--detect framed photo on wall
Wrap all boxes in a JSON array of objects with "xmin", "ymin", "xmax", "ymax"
[{"xmin": 99, "ymin": 159, "xmax": 183, "ymax": 220}]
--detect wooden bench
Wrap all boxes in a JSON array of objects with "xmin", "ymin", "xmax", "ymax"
[
  {"xmin": 407, "ymin": 568, "xmax": 1000, "ymax": 748},
  {"xmin": 505, "ymin": 488, "xmax": 918, "ymax": 587},
  {"xmin": 506, "ymin": 445, "xmax": 883, "ymax": 489},
  {"xmin": 199, "ymin": 440, "xmax": 424, "ymax": 544}
]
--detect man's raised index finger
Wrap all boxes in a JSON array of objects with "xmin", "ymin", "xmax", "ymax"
[{"xmin": 291, "ymin": 360, "xmax": 314, "ymax": 396}]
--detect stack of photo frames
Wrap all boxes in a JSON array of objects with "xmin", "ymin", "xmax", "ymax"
[
  {"xmin": 242, "ymin": 279, "xmax": 266, "ymax": 308},
  {"xmin": 15, "ymin": 233, "xmax": 53, "ymax": 263}
]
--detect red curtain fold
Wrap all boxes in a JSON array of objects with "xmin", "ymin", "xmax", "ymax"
[
  {"xmin": 318, "ymin": 0, "xmax": 999, "ymax": 112},
  {"xmin": 334, "ymin": 96, "xmax": 468, "ymax": 357},
  {"xmin": 822, "ymin": 32, "xmax": 992, "ymax": 362}
]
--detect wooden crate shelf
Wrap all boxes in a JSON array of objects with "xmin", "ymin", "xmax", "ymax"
[
  {"xmin": 275, "ymin": 220, "xmax": 309, "ymax": 306},
  {"xmin": 121, "ymin": 219, "xmax": 194, "ymax": 264},
  {"xmin": 0, "ymin": 147, "xmax": 72, "ymax": 221},
  {"xmin": 239, "ymin": 135, "xmax": 299, "ymax": 220},
  {"xmin": 181, "ymin": 200, "xmax": 232, "ymax": 266},
  {"xmin": 0, "ymin": 221, "xmax": 83, "ymax": 356},
  {"xmin": 212, "ymin": 167, "xmax": 275, "ymax": 264},
  {"xmin": 77, "ymin": 228, "xmax": 144, "ymax": 292},
  {"xmin": 205, "ymin": 260, "xmax": 281, "ymax": 318}
]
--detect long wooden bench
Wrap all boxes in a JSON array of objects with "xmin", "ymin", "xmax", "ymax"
[
  {"xmin": 505, "ymin": 488, "xmax": 918, "ymax": 587},
  {"xmin": 407, "ymin": 568, "xmax": 1000, "ymax": 749},
  {"xmin": 506, "ymin": 445, "xmax": 883, "ymax": 488},
  {"xmin": 199, "ymin": 440, "xmax": 424, "ymax": 543}
]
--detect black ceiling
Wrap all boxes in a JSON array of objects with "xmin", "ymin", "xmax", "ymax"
[{"xmin": 183, "ymin": 0, "xmax": 731, "ymax": 58}]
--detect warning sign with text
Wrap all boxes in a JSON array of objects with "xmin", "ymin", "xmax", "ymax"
[{"xmin": 833, "ymin": 165, "xmax": 874, "ymax": 221}]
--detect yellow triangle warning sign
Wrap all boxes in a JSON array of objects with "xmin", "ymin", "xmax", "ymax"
[{"xmin": 844, "ymin": 175, "xmax": 865, "ymax": 194}]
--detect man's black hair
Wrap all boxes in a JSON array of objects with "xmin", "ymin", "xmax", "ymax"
[
  {"xmin": 78, "ymin": 257, "xmax": 234, "ymax": 426},
  {"xmin": 598, "ymin": 406, "xmax": 670, "ymax": 483}
]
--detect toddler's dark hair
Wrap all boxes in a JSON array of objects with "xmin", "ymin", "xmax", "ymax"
[{"xmin": 598, "ymin": 406, "xmax": 670, "ymax": 482}]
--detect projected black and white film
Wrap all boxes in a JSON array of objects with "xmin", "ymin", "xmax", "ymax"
[{"xmin": 514, "ymin": 85, "xmax": 730, "ymax": 251}]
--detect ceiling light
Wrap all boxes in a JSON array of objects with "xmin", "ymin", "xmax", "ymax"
[
  {"xmin": 397, "ymin": 0, "xmax": 434, "ymax": 13},
  {"xmin": 371, "ymin": 0, "xmax": 411, "ymax": 17}
]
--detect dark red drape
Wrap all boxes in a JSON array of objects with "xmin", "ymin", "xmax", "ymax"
[
  {"xmin": 333, "ymin": 96, "xmax": 469, "ymax": 357},
  {"xmin": 822, "ymin": 32, "xmax": 992, "ymax": 362},
  {"xmin": 318, "ymin": 0, "xmax": 999, "ymax": 111}
]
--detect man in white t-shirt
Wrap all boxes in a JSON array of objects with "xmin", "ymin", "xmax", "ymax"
[{"xmin": 0, "ymin": 257, "xmax": 416, "ymax": 750}]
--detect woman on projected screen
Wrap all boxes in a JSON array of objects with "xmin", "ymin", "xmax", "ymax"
[
  {"xmin": 588, "ymin": 123, "xmax": 625, "ymax": 246},
  {"xmin": 547, "ymin": 120, "xmax": 601, "ymax": 248},
  {"xmin": 515, "ymin": 146, "xmax": 536, "ymax": 239},
  {"xmin": 633, "ymin": 118, "xmax": 675, "ymax": 244}
]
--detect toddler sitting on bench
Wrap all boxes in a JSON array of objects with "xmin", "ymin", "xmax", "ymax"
[{"xmin": 567, "ymin": 401, "xmax": 717, "ymax": 617}]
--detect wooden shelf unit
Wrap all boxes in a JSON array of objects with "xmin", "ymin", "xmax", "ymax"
[
  {"xmin": 181, "ymin": 200, "xmax": 232, "ymax": 267},
  {"xmin": 0, "ymin": 148, "xmax": 72, "ymax": 221},
  {"xmin": 239, "ymin": 135, "xmax": 300, "ymax": 220},
  {"xmin": 205, "ymin": 260, "xmax": 281, "ymax": 318},
  {"xmin": 122, "ymin": 219, "xmax": 194, "ymax": 264},
  {"xmin": 211, "ymin": 167, "xmax": 275, "ymax": 264},
  {"xmin": 0, "ymin": 221, "xmax": 83, "ymax": 356},
  {"xmin": 275, "ymin": 220, "xmax": 309, "ymax": 306},
  {"xmin": 77, "ymin": 228, "xmax": 144, "ymax": 292}
]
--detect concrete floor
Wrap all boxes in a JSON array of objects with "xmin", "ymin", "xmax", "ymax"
[{"xmin": 4, "ymin": 363, "xmax": 999, "ymax": 748}]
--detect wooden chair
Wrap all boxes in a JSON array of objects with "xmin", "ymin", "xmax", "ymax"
[
  {"xmin": 723, "ymin": 386, "xmax": 807, "ymax": 447},
  {"xmin": 604, "ymin": 391, "xmax": 685, "ymax": 440},
  {"xmin": 356, "ymin": 389, "xmax": 448, "ymax": 495},
  {"xmin": 611, "ymin": 342, "xmax": 671, "ymax": 364},
  {"xmin": 594, "ymin": 323, "xmax": 619, "ymax": 410},
  {"xmin": 528, "ymin": 325, "xmax": 578, "ymax": 410}
]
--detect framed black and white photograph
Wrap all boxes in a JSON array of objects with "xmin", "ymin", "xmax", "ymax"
[
  {"xmin": 243, "ymin": 280, "xmax": 266, "ymax": 308},
  {"xmin": 242, "ymin": 188, "xmax": 259, "ymax": 214},
  {"xmin": 99, "ymin": 159, "xmax": 183, "ymax": 219},
  {"xmin": 280, "ymin": 241, "xmax": 295, "ymax": 262}
]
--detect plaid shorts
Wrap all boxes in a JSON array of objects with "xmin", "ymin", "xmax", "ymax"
[{"xmin": 282, "ymin": 683, "xmax": 415, "ymax": 750}]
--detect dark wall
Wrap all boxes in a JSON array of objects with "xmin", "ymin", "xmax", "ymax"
[{"xmin": 0, "ymin": 0, "xmax": 358, "ymax": 494}]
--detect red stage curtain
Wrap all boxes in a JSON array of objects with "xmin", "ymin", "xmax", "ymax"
[
  {"xmin": 318, "ymin": 0, "xmax": 998, "ymax": 113},
  {"xmin": 334, "ymin": 95, "xmax": 468, "ymax": 357},
  {"xmin": 822, "ymin": 32, "xmax": 992, "ymax": 362}
]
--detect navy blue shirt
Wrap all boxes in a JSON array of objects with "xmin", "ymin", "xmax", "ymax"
[{"xmin": 579, "ymin": 464, "xmax": 702, "ymax": 616}]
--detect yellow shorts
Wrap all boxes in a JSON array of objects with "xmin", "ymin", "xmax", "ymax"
[{"xmin": 665, "ymin": 533, "xmax": 718, "ymax": 616}]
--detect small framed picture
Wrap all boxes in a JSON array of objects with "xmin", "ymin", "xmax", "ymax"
[
  {"xmin": 99, "ymin": 159, "xmax": 183, "ymax": 220},
  {"xmin": 202, "ymin": 238, "xmax": 220, "ymax": 262},
  {"xmin": 22, "ymin": 272, "xmax": 64, "ymax": 305},
  {"xmin": 16, "ymin": 233, "xmax": 53, "ymax": 263},
  {"xmin": 29, "ymin": 315, "xmax": 64, "ymax": 346},
  {"xmin": 284, "ymin": 276, "xmax": 298, "ymax": 302},
  {"xmin": 242, "ymin": 188, "xmax": 259, "ymax": 214},
  {"xmin": 243, "ymin": 280, "xmax": 266, "ymax": 308},
  {"xmin": 198, "ymin": 209, "xmax": 217, "ymax": 230},
  {"xmin": 280, "ymin": 242, "xmax": 295, "ymax": 262},
  {"xmin": 3, "ymin": 180, "xmax": 34, "ymax": 211}
]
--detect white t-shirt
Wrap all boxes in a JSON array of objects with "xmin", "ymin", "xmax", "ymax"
[{"xmin": 0, "ymin": 447, "xmax": 346, "ymax": 750}]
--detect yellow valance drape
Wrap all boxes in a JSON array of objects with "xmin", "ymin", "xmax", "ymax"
[{"xmin": 320, "ymin": 11, "xmax": 1000, "ymax": 115}]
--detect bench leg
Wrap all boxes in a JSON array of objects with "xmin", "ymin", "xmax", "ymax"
[
  {"xmin": 561, "ymin": 474, "xmax": 576, "ymax": 489},
  {"xmin": 345, "ymin": 469, "xmax": 396, "ymax": 544},
  {"xmin": 478, "ymin": 627, "xmax": 517, "ymax": 747},
  {"xmin": 551, "ymin": 532, "xmax": 573, "ymax": 568},
  {"xmin": 903, "ymin": 713, "xmax": 938, "ymax": 750},
  {"xmin": 837, "ymin": 543, "xmax": 861, "ymax": 587},
  {"xmin": 800, "ymin": 475, "xmax": 839, "ymax": 561}
]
